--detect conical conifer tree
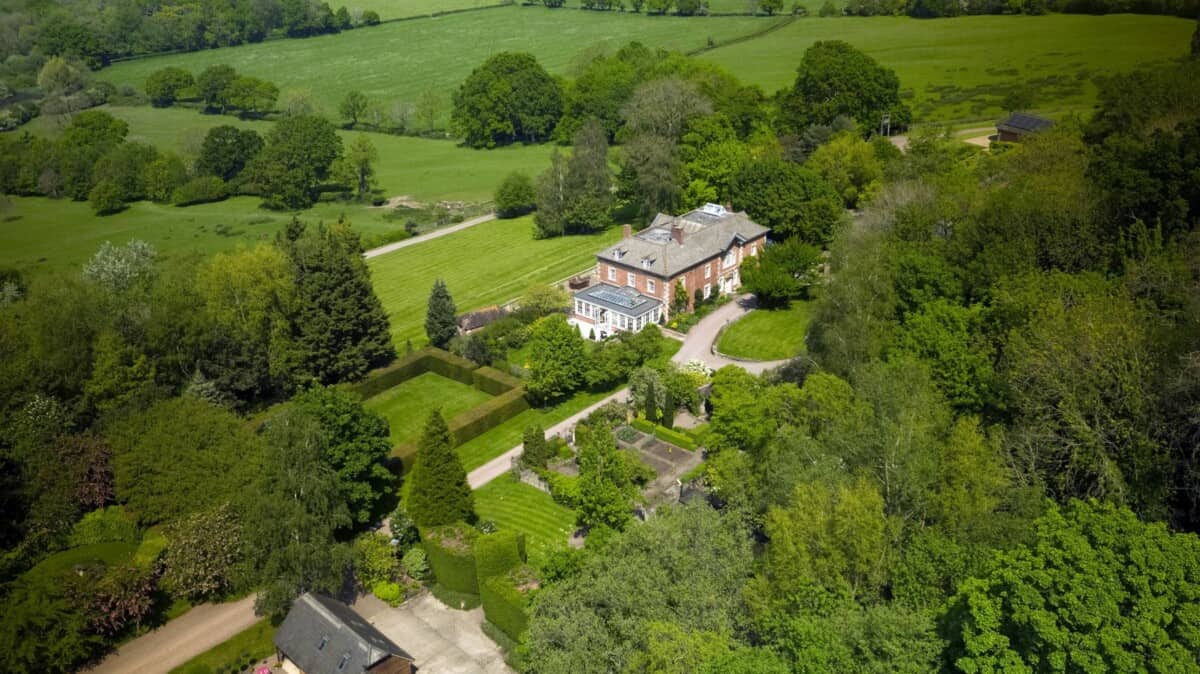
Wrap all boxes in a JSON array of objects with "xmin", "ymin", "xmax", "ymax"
[
  {"xmin": 407, "ymin": 410, "xmax": 474, "ymax": 528},
  {"xmin": 425, "ymin": 279, "xmax": 458, "ymax": 349}
]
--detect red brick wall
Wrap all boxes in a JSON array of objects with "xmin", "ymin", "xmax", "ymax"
[{"xmin": 598, "ymin": 234, "xmax": 766, "ymax": 317}]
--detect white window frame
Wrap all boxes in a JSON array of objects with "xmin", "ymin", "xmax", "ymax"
[
  {"xmin": 608, "ymin": 266, "xmax": 616, "ymax": 281},
  {"xmin": 646, "ymin": 278, "xmax": 655, "ymax": 294},
  {"xmin": 704, "ymin": 263, "xmax": 711, "ymax": 279},
  {"xmin": 703, "ymin": 283, "xmax": 712, "ymax": 300},
  {"xmin": 627, "ymin": 272, "xmax": 636, "ymax": 287},
  {"xmin": 750, "ymin": 243, "xmax": 758, "ymax": 256}
]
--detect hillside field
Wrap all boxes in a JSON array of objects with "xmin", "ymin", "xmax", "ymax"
[
  {"xmin": 1, "ymin": 105, "xmax": 555, "ymax": 274},
  {"xmin": 367, "ymin": 214, "xmax": 620, "ymax": 347},
  {"xmin": 98, "ymin": 7, "xmax": 776, "ymax": 125},
  {"xmin": 701, "ymin": 13, "xmax": 1192, "ymax": 123}
]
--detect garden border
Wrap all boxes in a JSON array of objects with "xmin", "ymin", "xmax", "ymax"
[{"xmin": 348, "ymin": 347, "xmax": 531, "ymax": 461}]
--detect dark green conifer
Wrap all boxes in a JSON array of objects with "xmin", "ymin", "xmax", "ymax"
[
  {"xmin": 407, "ymin": 411, "xmax": 474, "ymax": 528},
  {"xmin": 425, "ymin": 279, "xmax": 458, "ymax": 349}
]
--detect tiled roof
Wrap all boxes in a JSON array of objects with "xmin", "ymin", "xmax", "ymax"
[
  {"xmin": 997, "ymin": 113, "xmax": 1054, "ymax": 133},
  {"xmin": 575, "ymin": 283, "xmax": 661, "ymax": 317},
  {"xmin": 598, "ymin": 204, "xmax": 769, "ymax": 277},
  {"xmin": 274, "ymin": 593, "xmax": 412, "ymax": 674}
]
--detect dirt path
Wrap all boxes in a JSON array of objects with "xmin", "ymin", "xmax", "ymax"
[
  {"xmin": 87, "ymin": 595, "xmax": 259, "ymax": 674},
  {"xmin": 363, "ymin": 212, "xmax": 496, "ymax": 260}
]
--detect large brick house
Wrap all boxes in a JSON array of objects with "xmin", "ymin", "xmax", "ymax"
[{"xmin": 570, "ymin": 203, "xmax": 768, "ymax": 339}]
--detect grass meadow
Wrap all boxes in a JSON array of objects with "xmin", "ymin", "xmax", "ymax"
[
  {"xmin": 474, "ymin": 473, "xmax": 577, "ymax": 567},
  {"xmin": 98, "ymin": 7, "xmax": 776, "ymax": 124},
  {"xmin": 717, "ymin": 300, "xmax": 811, "ymax": 360},
  {"xmin": 366, "ymin": 371, "xmax": 495, "ymax": 445},
  {"xmin": 367, "ymin": 215, "xmax": 621, "ymax": 347},
  {"xmin": 701, "ymin": 14, "xmax": 1192, "ymax": 124}
]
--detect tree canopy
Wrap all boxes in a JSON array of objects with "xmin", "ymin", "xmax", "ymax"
[{"xmin": 451, "ymin": 52, "xmax": 563, "ymax": 148}]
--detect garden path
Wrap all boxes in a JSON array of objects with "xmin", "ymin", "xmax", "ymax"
[
  {"xmin": 362, "ymin": 212, "xmax": 496, "ymax": 259},
  {"xmin": 86, "ymin": 595, "xmax": 258, "ymax": 674}
]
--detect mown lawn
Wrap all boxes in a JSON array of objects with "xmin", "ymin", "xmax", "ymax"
[
  {"xmin": 455, "ymin": 388, "xmax": 612, "ymax": 471},
  {"xmin": 701, "ymin": 14, "xmax": 1191, "ymax": 124},
  {"xmin": 97, "ymin": 7, "xmax": 775, "ymax": 123},
  {"xmin": 474, "ymin": 473, "xmax": 576, "ymax": 567},
  {"xmin": 169, "ymin": 619, "xmax": 276, "ymax": 674},
  {"xmin": 717, "ymin": 300, "xmax": 811, "ymax": 360},
  {"xmin": 368, "ymin": 215, "xmax": 621, "ymax": 348},
  {"xmin": 366, "ymin": 371, "xmax": 494, "ymax": 445}
]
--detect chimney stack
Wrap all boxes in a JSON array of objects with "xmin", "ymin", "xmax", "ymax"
[
  {"xmin": 622, "ymin": 224, "xmax": 632, "ymax": 239},
  {"xmin": 671, "ymin": 223, "xmax": 684, "ymax": 245}
]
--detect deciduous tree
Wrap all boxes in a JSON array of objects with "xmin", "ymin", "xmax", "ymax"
[
  {"xmin": 525, "ymin": 314, "xmax": 589, "ymax": 403},
  {"xmin": 144, "ymin": 66, "xmax": 194, "ymax": 107},
  {"xmin": 450, "ymin": 52, "xmax": 562, "ymax": 148},
  {"xmin": 779, "ymin": 40, "xmax": 911, "ymax": 134}
]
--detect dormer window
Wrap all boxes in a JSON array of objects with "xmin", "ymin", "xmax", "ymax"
[
  {"xmin": 613, "ymin": 248, "xmax": 624, "ymax": 261},
  {"xmin": 318, "ymin": 636, "xmax": 328, "ymax": 651},
  {"xmin": 338, "ymin": 653, "xmax": 351, "ymax": 670},
  {"xmin": 641, "ymin": 257, "xmax": 653, "ymax": 270}
]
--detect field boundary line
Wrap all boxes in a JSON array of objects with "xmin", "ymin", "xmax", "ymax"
[{"xmin": 685, "ymin": 14, "xmax": 793, "ymax": 55}]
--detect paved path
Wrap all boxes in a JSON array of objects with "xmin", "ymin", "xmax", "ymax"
[
  {"xmin": 467, "ymin": 389, "xmax": 630, "ymax": 488},
  {"xmin": 353, "ymin": 593, "xmax": 513, "ymax": 674},
  {"xmin": 87, "ymin": 595, "xmax": 259, "ymax": 674},
  {"xmin": 466, "ymin": 295, "xmax": 789, "ymax": 489},
  {"xmin": 671, "ymin": 295, "xmax": 790, "ymax": 375},
  {"xmin": 363, "ymin": 213, "xmax": 496, "ymax": 259}
]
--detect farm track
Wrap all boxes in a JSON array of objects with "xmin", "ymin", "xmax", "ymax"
[{"xmin": 363, "ymin": 212, "xmax": 497, "ymax": 259}]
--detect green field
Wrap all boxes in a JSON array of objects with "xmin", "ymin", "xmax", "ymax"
[
  {"xmin": 98, "ymin": 7, "xmax": 775, "ymax": 123},
  {"xmin": 702, "ymin": 14, "xmax": 1191, "ymax": 124},
  {"xmin": 717, "ymin": 300, "xmax": 811, "ymax": 360},
  {"xmin": 474, "ymin": 473, "xmax": 576, "ymax": 567},
  {"xmin": 3, "ymin": 105, "xmax": 555, "ymax": 274},
  {"xmin": 366, "ymin": 371, "xmax": 495, "ymax": 445},
  {"xmin": 368, "ymin": 215, "xmax": 621, "ymax": 347},
  {"xmin": 347, "ymin": 0, "xmax": 500, "ymax": 21},
  {"xmin": 18, "ymin": 105, "xmax": 555, "ymax": 204}
]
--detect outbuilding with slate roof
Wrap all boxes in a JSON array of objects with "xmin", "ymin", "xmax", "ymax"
[
  {"xmin": 997, "ymin": 112, "xmax": 1054, "ymax": 142},
  {"xmin": 274, "ymin": 593, "xmax": 414, "ymax": 674}
]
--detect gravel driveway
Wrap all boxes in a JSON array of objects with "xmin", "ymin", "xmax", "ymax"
[{"xmin": 353, "ymin": 593, "xmax": 514, "ymax": 674}]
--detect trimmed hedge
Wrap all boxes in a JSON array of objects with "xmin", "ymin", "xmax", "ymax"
[
  {"xmin": 481, "ymin": 566, "xmax": 536, "ymax": 642},
  {"xmin": 347, "ymin": 348, "xmax": 530, "ymax": 461},
  {"xmin": 473, "ymin": 366, "xmax": 522, "ymax": 395},
  {"xmin": 449, "ymin": 388, "xmax": 529, "ymax": 445},
  {"xmin": 475, "ymin": 531, "xmax": 524, "ymax": 583},
  {"xmin": 422, "ymin": 523, "xmax": 479, "ymax": 595},
  {"xmin": 540, "ymin": 471, "xmax": 581, "ymax": 509},
  {"xmin": 349, "ymin": 348, "xmax": 431, "ymax": 399},
  {"xmin": 630, "ymin": 418, "xmax": 697, "ymax": 451}
]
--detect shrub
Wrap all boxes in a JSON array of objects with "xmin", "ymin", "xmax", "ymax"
[
  {"xmin": 361, "ymin": 10, "xmax": 381, "ymax": 24},
  {"xmin": 172, "ymin": 176, "xmax": 227, "ymax": 206},
  {"xmin": 423, "ymin": 523, "xmax": 479, "ymax": 594},
  {"xmin": 133, "ymin": 527, "xmax": 168, "ymax": 567},
  {"xmin": 68, "ymin": 506, "xmax": 140, "ymax": 547},
  {"xmin": 541, "ymin": 471, "xmax": 581, "ymax": 508},
  {"xmin": 402, "ymin": 547, "xmax": 429, "ymax": 581},
  {"xmin": 373, "ymin": 580, "xmax": 403, "ymax": 605},
  {"xmin": 494, "ymin": 171, "xmax": 536, "ymax": 218},
  {"xmin": 354, "ymin": 532, "xmax": 400, "ymax": 587},
  {"xmin": 89, "ymin": 180, "xmax": 126, "ymax": 215}
]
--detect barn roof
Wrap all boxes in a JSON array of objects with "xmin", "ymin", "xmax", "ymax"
[{"xmin": 997, "ymin": 113, "xmax": 1054, "ymax": 134}]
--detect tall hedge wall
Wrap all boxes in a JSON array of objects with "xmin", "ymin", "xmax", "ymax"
[
  {"xmin": 473, "ymin": 366, "xmax": 522, "ymax": 395},
  {"xmin": 423, "ymin": 522, "xmax": 479, "ymax": 595},
  {"xmin": 481, "ymin": 566, "xmax": 535, "ymax": 642},
  {"xmin": 475, "ymin": 530, "xmax": 524, "ymax": 582},
  {"xmin": 449, "ymin": 388, "xmax": 530, "ymax": 445}
]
